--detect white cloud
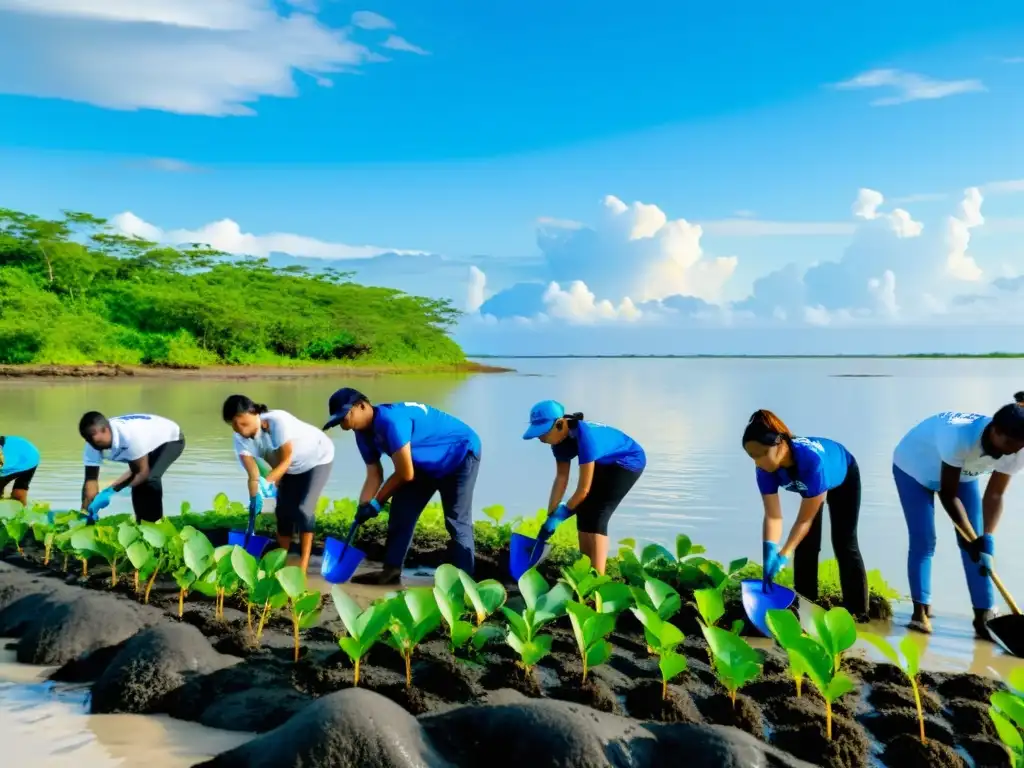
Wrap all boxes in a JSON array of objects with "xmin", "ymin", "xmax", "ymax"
[
  {"xmin": 466, "ymin": 266, "xmax": 486, "ymax": 312},
  {"xmin": 109, "ymin": 211, "xmax": 425, "ymax": 260},
  {"xmin": 868, "ymin": 270, "xmax": 898, "ymax": 317},
  {"xmin": 382, "ymin": 35, "xmax": 429, "ymax": 55},
  {"xmin": 542, "ymin": 281, "xmax": 641, "ymax": 324},
  {"xmin": 945, "ymin": 187, "xmax": 984, "ymax": 281},
  {"xmin": 0, "ymin": 1, "xmax": 404, "ymax": 116},
  {"xmin": 833, "ymin": 68, "xmax": 985, "ymax": 106},
  {"xmin": 851, "ymin": 188, "xmax": 923, "ymax": 237},
  {"xmin": 350, "ymin": 10, "xmax": 394, "ymax": 30},
  {"xmin": 984, "ymin": 179, "xmax": 1024, "ymax": 195}
]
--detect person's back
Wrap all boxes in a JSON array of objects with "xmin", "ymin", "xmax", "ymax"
[
  {"xmin": 0, "ymin": 436, "xmax": 40, "ymax": 477},
  {"xmin": 893, "ymin": 411, "xmax": 989, "ymax": 491},
  {"xmin": 372, "ymin": 403, "xmax": 480, "ymax": 477}
]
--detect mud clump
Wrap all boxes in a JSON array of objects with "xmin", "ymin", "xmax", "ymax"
[
  {"xmin": 868, "ymin": 681, "xmax": 942, "ymax": 714},
  {"xmin": 550, "ymin": 676, "xmax": 621, "ymax": 714},
  {"xmin": 881, "ymin": 733, "xmax": 967, "ymax": 768},
  {"xmin": 947, "ymin": 697, "xmax": 998, "ymax": 741},
  {"xmin": 625, "ymin": 680, "xmax": 702, "ymax": 722},
  {"xmin": 961, "ymin": 736, "xmax": 1013, "ymax": 768},
  {"xmin": 698, "ymin": 692, "xmax": 762, "ymax": 738},
  {"xmin": 768, "ymin": 697, "xmax": 871, "ymax": 768},
  {"xmin": 478, "ymin": 657, "xmax": 542, "ymax": 697},
  {"xmin": 862, "ymin": 707, "xmax": 955, "ymax": 746},
  {"xmin": 936, "ymin": 672, "xmax": 1003, "ymax": 702}
]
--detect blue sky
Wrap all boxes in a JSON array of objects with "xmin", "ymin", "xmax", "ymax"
[{"xmin": 1, "ymin": 0, "xmax": 1023, "ymax": 353}]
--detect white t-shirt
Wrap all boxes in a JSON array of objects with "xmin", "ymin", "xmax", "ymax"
[
  {"xmin": 83, "ymin": 414, "xmax": 182, "ymax": 467},
  {"xmin": 233, "ymin": 410, "xmax": 335, "ymax": 476},
  {"xmin": 893, "ymin": 411, "xmax": 1024, "ymax": 491}
]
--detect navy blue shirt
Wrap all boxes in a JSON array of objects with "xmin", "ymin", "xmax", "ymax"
[
  {"xmin": 552, "ymin": 421, "xmax": 646, "ymax": 473},
  {"xmin": 756, "ymin": 436, "xmax": 853, "ymax": 498},
  {"xmin": 356, "ymin": 403, "xmax": 480, "ymax": 478}
]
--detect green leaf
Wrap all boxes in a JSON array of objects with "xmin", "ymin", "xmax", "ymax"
[
  {"xmin": 766, "ymin": 609, "xmax": 804, "ymax": 648},
  {"xmin": 434, "ymin": 564, "xmax": 464, "ymax": 600},
  {"xmin": 644, "ymin": 577, "xmax": 682, "ymax": 619},
  {"xmin": 825, "ymin": 671, "xmax": 856, "ymax": 700},
  {"xmin": 595, "ymin": 582, "xmax": 632, "ymax": 614},
  {"xmin": 991, "ymin": 707, "xmax": 1024, "ymax": 753},
  {"xmin": 586, "ymin": 639, "xmax": 613, "ymax": 669},
  {"xmin": 276, "ymin": 565, "xmax": 307, "ymax": 599},
  {"xmin": 823, "ymin": 607, "xmax": 857, "ymax": 655},
  {"xmin": 642, "ymin": 542, "xmax": 675, "ymax": 567},
  {"xmin": 183, "ymin": 533, "xmax": 215, "ymax": 576},
  {"xmin": 727, "ymin": 557, "xmax": 749, "ymax": 575},
  {"xmin": 517, "ymin": 635, "xmax": 553, "ymax": 667},
  {"xmin": 117, "ymin": 522, "xmax": 140, "ymax": 549},
  {"xmin": 789, "ymin": 637, "xmax": 836, "ymax": 698},
  {"xmin": 898, "ymin": 634, "xmax": 922, "ymax": 678},
  {"xmin": 533, "ymin": 582, "xmax": 572, "ymax": 625},
  {"xmin": 298, "ymin": 608, "xmax": 322, "ymax": 630},
  {"xmin": 860, "ymin": 633, "xmax": 900, "ymax": 667},
  {"xmin": 259, "ymin": 548, "xmax": 288, "ymax": 577},
  {"xmin": 1009, "ymin": 667, "xmax": 1024, "ymax": 696},
  {"xmin": 294, "ymin": 591, "xmax": 321, "ymax": 615},
  {"xmin": 473, "ymin": 624, "xmax": 503, "ymax": 650},
  {"xmin": 338, "ymin": 636, "xmax": 362, "ymax": 662},
  {"xmin": 125, "ymin": 540, "xmax": 152, "ymax": 570},
  {"xmin": 584, "ymin": 613, "xmax": 617, "ymax": 647},
  {"xmin": 501, "ymin": 606, "xmax": 530, "ymax": 641},
  {"xmin": 566, "ymin": 601, "xmax": 595, "ymax": 652},
  {"xmin": 331, "ymin": 586, "xmax": 362, "ymax": 635},
  {"xmin": 659, "ymin": 650, "xmax": 688, "ymax": 684},
  {"xmin": 993, "ymin": 691, "xmax": 1024, "ymax": 731},
  {"xmin": 450, "ymin": 620, "xmax": 474, "ymax": 649},
  {"xmin": 675, "ymin": 534, "xmax": 693, "ymax": 560},
  {"xmin": 231, "ymin": 546, "xmax": 258, "ymax": 590},
  {"xmin": 656, "ymin": 621, "xmax": 685, "ymax": 649},
  {"xmin": 254, "ymin": 575, "xmax": 283, "ymax": 605},
  {"xmin": 518, "ymin": 569, "xmax": 549, "ymax": 611},
  {"xmin": 475, "ymin": 580, "xmax": 507, "ymax": 616},
  {"xmin": 694, "ymin": 587, "xmax": 725, "ymax": 627}
]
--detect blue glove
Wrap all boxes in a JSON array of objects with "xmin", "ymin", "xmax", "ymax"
[
  {"xmin": 87, "ymin": 486, "xmax": 116, "ymax": 518},
  {"xmin": 762, "ymin": 541, "xmax": 790, "ymax": 588},
  {"xmin": 967, "ymin": 533, "xmax": 995, "ymax": 576},
  {"xmin": 767, "ymin": 551, "xmax": 790, "ymax": 581},
  {"xmin": 258, "ymin": 476, "xmax": 277, "ymax": 499},
  {"xmin": 247, "ymin": 494, "xmax": 263, "ymax": 538},
  {"xmin": 539, "ymin": 503, "xmax": 571, "ymax": 540},
  {"xmin": 355, "ymin": 498, "xmax": 381, "ymax": 525}
]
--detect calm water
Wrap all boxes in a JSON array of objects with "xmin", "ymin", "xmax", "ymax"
[{"xmin": 3, "ymin": 357, "xmax": 1024, "ymax": 617}]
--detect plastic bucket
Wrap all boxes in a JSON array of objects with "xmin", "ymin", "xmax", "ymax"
[
  {"xmin": 509, "ymin": 532, "xmax": 550, "ymax": 581},
  {"xmin": 227, "ymin": 530, "xmax": 273, "ymax": 559},
  {"xmin": 741, "ymin": 578, "xmax": 797, "ymax": 637},
  {"xmin": 321, "ymin": 536, "xmax": 366, "ymax": 584}
]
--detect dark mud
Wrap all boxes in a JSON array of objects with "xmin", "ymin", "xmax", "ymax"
[
  {"xmin": 0, "ymin": 541, "xmax": 1014, "ymax": 768},
  {"xmin": 880, "ymin": 733, "xmax": 968, "ymax": 768}
]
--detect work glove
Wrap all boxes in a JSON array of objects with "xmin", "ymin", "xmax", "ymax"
[
  {"xmin": 539, "ymin": 503, "xmax": 572, "ymax": 540},
  {"xmin": 246, "ymin": 494, "xmax": 263, "ymax": 539},
  {"xmin": 87, "ymin": 486, "xmax": 117, "ymax": 520},
  {"xmin": 355, "ymin": 498, "xmax": 382, "ymax": 525},
  {"xmin": 257, "ymin": 476, "xmax": 277, "ymax": 499},
  {"xmin": 762, "ymin": 541, "xmax": 788, "ymax": 588},
  {"xmin": 965, "ymin": 533, "xmax": 995, "ymax": 576}
]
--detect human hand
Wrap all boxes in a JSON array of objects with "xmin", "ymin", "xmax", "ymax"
[
  {"xmin": 258, "ymin": 476, "xmax": 277, "ymax": 499},
  {"xmin": 967, "ymin": 533, "xmax": 995, "ymax": 576},
  {"xmin": 247, "ymin": 494, "xmax": 263, "ymax": 538},
  {"xmin": 355, "ymin": 498, "xmax": 382, "ymax": 525},
  {"xmin": 87, "ymin": 486, "xmax": 116, "ymax": 517}
]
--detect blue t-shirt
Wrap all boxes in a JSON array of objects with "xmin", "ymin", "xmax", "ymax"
[
  {"xmin": 755, "ymin": 436, "xmax": 853, "ymax": 498},
  {"xmin": 552, "ymin": 421, "xmax": 646, "ymax": 473},
  {"xmin": 0, "ymin": 436, "xmax": 40, "ymax": 477},
  {"xmin": 355, "ymin": 402, "xmax": 480, "ymax": 478}
]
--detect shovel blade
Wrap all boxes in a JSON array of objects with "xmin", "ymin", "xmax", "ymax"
[
  {"xmin": 987, "ymin": 614, "xmax": 1024, "ymax": 658},
  {"xmin": 509, "ymin": 533, "xmax": 550, "ymax": 581},
  {"xmin": 740, "ymin": 579, "xmax": 797, "ymax": 637}
]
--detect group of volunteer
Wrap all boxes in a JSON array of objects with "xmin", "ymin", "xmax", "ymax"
[{"xmin": 3, "ymin": 389, "xmax": 1024, "ymax": 639}]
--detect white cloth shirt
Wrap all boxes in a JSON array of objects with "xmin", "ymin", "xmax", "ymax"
[
  {"xmin": 83, "ymin": 414, "xmax": 182, "ymax": 467},
  {"xmin": 893, "ymin": 411, "xmax": 1024, "ymax": 491},
  {"xmin": 233, "ymin": 409, "xmax": 335, "ymax": 475}
]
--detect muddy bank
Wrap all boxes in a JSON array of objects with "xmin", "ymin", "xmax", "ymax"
[
  {"xmin": 0, "ymin": 555, "xmax": 1014, "ymax": 768},
  {"xmin": 0, "ymin": 360, "xmax": 513, "ymax": 381}
]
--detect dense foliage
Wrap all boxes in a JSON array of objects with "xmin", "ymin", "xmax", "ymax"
[{"xmin": 0, "ymin": 208, "xmax": 464, "ymax": 366}]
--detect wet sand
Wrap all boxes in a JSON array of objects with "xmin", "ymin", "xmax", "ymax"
[{"xmin": 0, "ymin": 644, "xmax": 253, "ymax": 767}]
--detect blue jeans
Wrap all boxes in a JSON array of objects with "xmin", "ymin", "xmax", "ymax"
[
  {"xmin": 892, "ymin": 464, "xmax": 992, "ymax": 610},
  {"xmin": 384, "ymin": 451, "xmax": 479, "ymax": 573}
]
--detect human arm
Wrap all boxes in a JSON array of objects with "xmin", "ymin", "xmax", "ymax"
[
  {"xmin": 982, "ymin": 471, "xmax": 1011, "ymax": 535},
  {"xmin": 110, "ymin": 455, "xmax": 151, "ymax": 492},
  {"xmin": 779, "ymin": 494, "xmax": 826, "ymax": 557},
  {"xmin": 566, "ymin": 461, "xmax": 594, "ymax": 510},
  {"xmin": 375, "ymin": 443, "xmax": 414, "ymax": 504},
  {"xmin": 264, "ymin": 441, "xmax": 294, "ymax": 485},
  {"xmin": 761, "ymin": 492, "xmax": 784, "ymax": 543},
  {"xmin": 240, "ymin": 454, "xmax": 261, "ymax": 500},
  {"xmin": 547, "ymin": 461, "xmax": 571, "ymax": 512},
  {"xmin": 359, "ymin": 461, "xmax": 385, "ymax": 505},
  {"xmin": 937, "ymin": 462, "xmax": 977, "ymax": 536},
  {"xmin": 81, "ymin": 466, "xmax": 100, "ymax": 510}
]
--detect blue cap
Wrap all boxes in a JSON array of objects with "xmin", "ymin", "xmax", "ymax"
[
  {"xmin": 522, "ymin": 399, "xmax": 565, "ymax": 440},
  {"xmin": 323, "ymin": 388, "xmax": 367, "ymax": 430}
]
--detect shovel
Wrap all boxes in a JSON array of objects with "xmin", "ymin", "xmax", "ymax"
[
  {"xmin": 321, "ymin": 521, "xmax": 366, "ymax": 584},
  {"xmin": 953, "ymin": 521, "xmax": 1024, "ymax": 657}
]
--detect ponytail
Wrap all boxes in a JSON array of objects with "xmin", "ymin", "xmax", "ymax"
[
  {"xmin": 992, "ymin": 394, "xmax": 1024, "ymax": 441},
  {"xmin": 564, "ymin": 411, "xmax": 584, "ymax": 427},
  {"xmin": 742, "ymin": 409, "xmax": 792, "ymax": 446},
  {"xmin": 222, "ymin": 395, "xmax": 269, "ymax": 422},
  {"xmin": 1015, "ymin": 391, "xmax": 1024, "ymax": 405}
]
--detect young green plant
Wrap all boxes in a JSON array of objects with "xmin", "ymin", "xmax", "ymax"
[
  {"xmin": 808, "ymin": 604, "xmax": 858, "ymax": 672},
  {"xmin": 702, "ymin": 625, "xmax": 764, "ymax": 708},
  {"xmin": 990, "ymin": 668, "xmax": 1024, "ymax": 768},
  {"xmin": 765, "ymin": 608, "xmax": 809, "ymax": 698},
  {"xmin": 276, "ymin": 565, "xmax": 322, "ymax": 662},
  {"xmin": 385, "ymin": 587, "xmax": 442, "ymax": 686},
  {"xmin": 566, "ymin": 600, "xmax": 617, "ymax": 682},
  {"xmin": 561, "ymin": 554, "xmax": 612, "ymax": 605},
  {"xmin": 432, "ymin": 564, "xmax": 505, "ymax": 655},
  {"xmin": 862, "ymin": 632, "xmax": 927, "ymax": 742},
  {"xmin": 70, "ymin": 525, "xmax": 125, "ymax": 586},
  {"xmin": 789, "ymin": 635, "xmax": 856, "ymax": 741},
  {"xmin": 251, "ymin": 548, "xmax": 289, "ymax": 641},
  {"xmin": 501, "ymin": 567, "xmax": 572, "ymax": 675},
  {"xmin": 630, "ymin": 604, "xmax": 688, "ymax": 699},
  {"xmin": 332, "ymin": 586, "xmax": 392, "ymax": 686},
  {"xmin": 630, "ymin": 576, "xmax": 682, "ymax": 651}
]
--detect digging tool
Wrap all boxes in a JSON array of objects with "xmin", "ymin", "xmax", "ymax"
[{"xmin": 953, "ymin": 521, "xmax": 1024, "ymax": 657}]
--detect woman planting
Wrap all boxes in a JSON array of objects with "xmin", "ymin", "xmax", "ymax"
[
  {"xmin": 80, "ymin": 412, "xmax": 185, "ymax": 523},
  {"xmin": 523, "ymin": 400, "xmax": 646, "ymax": 575},
  {"xmin": 742, "ymin": 410, "xmax": 868, "ymax": 618},
  {"xmin": 323, "ymin": 387, "xmax": 481, "ymax": 586},
  {"xmin": 223, "ymin": 396, "xmax": 335, "ymax": 575},
  {"xmin": 0, "ymin": 435, "xmax": 40, "ymax": 505},
  {"xmin": 892, "ymin": 395, "xmax": 1024, "ymax": 638}
]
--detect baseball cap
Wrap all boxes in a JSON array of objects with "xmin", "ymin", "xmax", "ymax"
[
  {"xmin": 323, "ymin": 387, "xmax": 368, "ymax": 430},
  {"xmin": 522, "ymin": 399, "xmax": 565, "ymax": 440}
]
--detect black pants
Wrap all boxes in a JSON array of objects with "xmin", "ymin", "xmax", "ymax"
[
  {"xmin": 573, "ymin": 463, "xmax": 643, "ymax": 535},
  {"xmin": 276, "ymin": 462, "xmax": 333, "ymax": 536},
  {"xmin": 793, "ymin": 458, "xmax": 869, "ymax": 615},
  {"xmin": 132, "ymin": 438, "xmax": 185, "ymax": 523},
  {"xmin": 0, "ymin": 466, "xmax": 36, "ymax": 494}
]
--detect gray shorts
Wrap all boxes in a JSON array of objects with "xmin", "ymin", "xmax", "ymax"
[{"xmin": 275, "ymin": 462, "xmax": 332, "ymax": 536}]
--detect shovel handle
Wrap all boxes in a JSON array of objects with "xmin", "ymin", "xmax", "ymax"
[{"xmin": 953, "ymin": 522, "xmax": 1021, "ymax": 616}]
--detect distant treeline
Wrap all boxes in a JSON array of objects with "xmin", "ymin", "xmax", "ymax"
[{"xmin": 0, "ymin": 208, "xmax": 464, "ymax": 367}]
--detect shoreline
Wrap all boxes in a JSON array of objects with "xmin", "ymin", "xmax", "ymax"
[
  {"xmin": 0, "ymin": 360, "xmax": 514, "ymax": 381},
  {"xmin": 469, "ymin": 353, "xmax": 1024, "ymax": 360}
]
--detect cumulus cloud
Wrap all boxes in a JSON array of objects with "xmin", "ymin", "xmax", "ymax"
[
  {"xmin": 0, "ymin": 1, "xmax": 414, "ymax": 115},
  {"xmin": 945, "ymin": 187, "xmax": 984, "ymax": 281},
  {"xmin": 543, "ymin": 281, "xmax": 641, "ymax": 324},
  {"xmin": 833, "ymin": 68, "xmax": 985, "ymax": 106},
  {"xmin": 466, "ymin": 266, "xmax": 486, "ymax": 312},
  {"xmin": 110, "ymin": 211, "xmax": 424, "ymax": 260},
  {"xmin": 851, "ymin": 188, "xmax": 924, "ymax": 237}
]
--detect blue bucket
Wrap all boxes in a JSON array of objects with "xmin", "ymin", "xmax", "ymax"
[
  {"xmin": 321, "ymin": 536, "xmax": 366, "ymax": 584},
  {"xmin": 741, "ymin": 579, "xmax": 797, "ymax": 637},
  {"xmin": 509, "ymin": 532, "xmax": 550, "ymax": 581},
  {"xmin": 227, "ymin": 530, "xmax": 273, "ymax": 559}
]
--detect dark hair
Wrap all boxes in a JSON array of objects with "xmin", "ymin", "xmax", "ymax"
[
  {"xmin": 222, "ymin": 395, "xmax": 269, "ymax": 423},
  {"xmin": 742, "ymin": 409, "xmax": 792, "ymax": 446},
  {"xmin": 991, "ymin": 393, "xmax": 1024, "ymax": 441},
  {"xmin": 562, "ymin": 411, "xmax": 584, "ymax": 428},
  {"xmin": 78, "ymin": 411, "xmax": 109, "ymax": 440}
]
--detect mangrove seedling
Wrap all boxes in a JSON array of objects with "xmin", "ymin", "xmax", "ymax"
[
  {"xmin": 808, "ymin": 604, "xmax": 858, "ymax": 672},
  {"xmin": 230, "ymin": 545, "xmax": 260, "ymax": 631},
  {"xmin": 594, "ymin": 581, "xmax": 633, "ymax": 615},
  {"xmin": 385, "ymin": 587, "xmax": 442, "ymax": 686},
  {"xmin": 561, "ymin": 554, "xmax": 612, "ymax": 605},
  {"xmin": 433, "ymin": 564, "xmax": 504, "ymax": 655},
  {"xmin": 481, "ymin": 504, "xmax": 522, "ymax": 548},
  {"xmin": 789, "ymin": 635, "xmax": 856, "ymax": 741},
  {"xmin": 27, "ymin": 510, "xmax": 57, "ymax": 565},
  {"xmin": 630, "ymin": 604, "xmax": 688, "ymax": 699},
  {"xmin": 630, "ymin": 576, "xmax": 681, "ymax": 650},
  {"xmin": 702, "ymin": 625, "xmax": 764, "ymax": 708},
  {"xmin": 862, "ymin": 632, "xmax": 927, "ymax": 742},
  {"xmin": 276, "ymin": 565, "xmax": 322, "ymax": 662},
  {"xmin": 135, "ymin": 520, "xmax": 173, "ymax": 604},
  {"xmin": 70, "ymin": 525, "xmax": 125, "ymax": 585},
  {"xmin": 990, "ymin": 668, "xmax": 1024, "ymax": 767},
  {"xmin": 566, "ymin": 600, "xmax": 617, "ymax": 682},
  {"xmin": 251, "ymin": 548, "xmax": 289, "ymax": 641},
  {"xmin": 502, "ymin": 567, "xmax": 572, "ymax": 674},
  {"xmin": 332, "ymin": 585, "xmax": 392, "ymax": 686},
  {"xmin": 765, "ymin": 608, "xmax": 809, "ymax": 698},
  {"xmin": 3, "ymin": 511, "xmax": 30, "ymax": 555},
  {"xmin": 53, "ymin": 519, "xmax": 86, "ymax": 572},
  {"xmin": 117, "ymin": 521, "xmax": 143, "ymax": 592},
  {"xmin": 459, "ymin": 569, "xmax": 507, "ymax": 627},
  {"xmin": 213, "ymin": 545, "xmax": 240, "ymax": 620}
]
